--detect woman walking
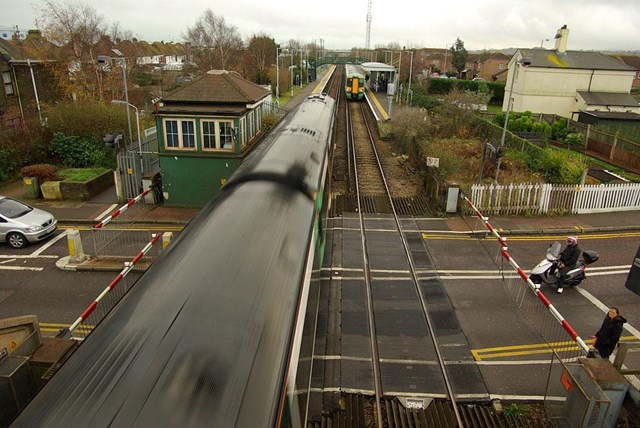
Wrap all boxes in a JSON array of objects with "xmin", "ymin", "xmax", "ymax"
[{"xmin": 593, "ymin": 307, "xmax": 626, "ymax": 359}]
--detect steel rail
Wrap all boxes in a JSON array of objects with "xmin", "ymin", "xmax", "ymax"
[
  {"xmin": 347, "ymin": 99, "xmax": 385, "ymax": 428},
  {"xmin": 358, "ymin": 104, "xmax": 465, "ymax": 426}
]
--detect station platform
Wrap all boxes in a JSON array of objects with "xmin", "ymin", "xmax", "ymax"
[{"xmin": 364, "ymin": 88, "xmax": 392, "ymax": 121}]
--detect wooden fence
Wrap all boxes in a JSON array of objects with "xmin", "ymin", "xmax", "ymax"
[{"xmin": 469, "ymin": 182, "xmax": 640, "ymax": 215}]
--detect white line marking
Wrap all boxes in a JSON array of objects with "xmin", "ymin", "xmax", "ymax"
[
  {"xmin": 30, "ymin": 230, "xmax": 67, "ymax": 257},
  {"xmin": 0, "ymin": 266, "xmax": 43, "ymax": 271},
  {"xmin": 0, "ymin": 259, "xmax": 16, "ymax": 264},
  {"xmin": 95, "ymin": 204, "xmax": 118, "ymax": 221},
  {"xmin": 0, "ymin": 255, "xmax": 58, "ymax": 259}
]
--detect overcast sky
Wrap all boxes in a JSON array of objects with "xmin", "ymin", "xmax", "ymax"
[{"xmin": 2, "ymin": 0, "xmax": 639, "ymax": 52}]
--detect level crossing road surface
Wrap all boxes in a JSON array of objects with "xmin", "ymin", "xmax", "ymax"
[
  {"xmin": 1, "ymin": 210, "xmax": 639, "ymax": 400},
  {"xmin": 315, "ymin": 213, "xmax": 640, "ymax": 401}
]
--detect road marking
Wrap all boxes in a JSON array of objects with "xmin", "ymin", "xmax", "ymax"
[
  {"xmin": 30, "ymin": 230, "xmax": 68, "ymax": 257},
  {"xmin": 472, "ymin": 336, "xmax": 637, "ymax": 361},
  {"xmin": 0, "ymin": 255, "xmax": 58, "ymax": 259},
  {"xmin": 0, "ymin": 259, "xmax": 16, "ymax": 264},
  {"xmin": 422, "ymin": 231, "xmax": 640, "ymax": 240},
  {"xmin": 0, "ymin": 266, "xmax": 43, "ymax": 271}
]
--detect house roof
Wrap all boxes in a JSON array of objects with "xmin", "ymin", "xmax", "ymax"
[
  {"xmin": 519, "ymin": 48, "xmax": 638, "ymax": 72},
  {"xmin": 162, "ymin": 70, "xmax": 271, "ymax": 104},
  {"xmin": 577, "ymin": 91, "xmax": 639, "ymax": 107},
  {"xmin": 609, "ymin": 54, "xmax": 640, "ymax": 71}
]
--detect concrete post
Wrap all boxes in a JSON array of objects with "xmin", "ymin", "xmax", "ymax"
[
  {"xmin": 446, "ymin": 182, "xmax": 460, "ymax": 213},
  {"xmin": 67, "ymin": 229, "xmax": 87, "ymax": 263},
  {"xmin": 162, "ymin": 232, "xmax": 173, "ymax": 249}
]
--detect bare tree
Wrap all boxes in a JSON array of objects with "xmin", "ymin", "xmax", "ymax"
[
  {"xmin": 31, "ymin": 0, "xmax": 108, "ymax": 101},
  {"xmin": 246, "ymin": 33, "xmax": 276, "ymax": 84},
  {"xmin": 185, "ymin": 9, "xmax": 244, "ymax": 72}
]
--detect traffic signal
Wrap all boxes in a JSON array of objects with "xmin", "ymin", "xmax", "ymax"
[{"xmin": 103, "ymin": 130, "xmax": 122, "ymax": 150}]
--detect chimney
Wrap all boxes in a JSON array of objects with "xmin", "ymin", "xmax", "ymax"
[{"xmin": 554, "ymin": 25, "xmax": 569, "ymax": 53}]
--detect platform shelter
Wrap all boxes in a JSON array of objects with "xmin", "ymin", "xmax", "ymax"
[{"xmin": 361, "ymin": 62, "xmax": 396, "ymax": 94}]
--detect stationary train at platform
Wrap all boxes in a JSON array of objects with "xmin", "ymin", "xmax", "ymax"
[
  {"xmin": 344, "ymin": 63, "xmax": 366, "ymax": 100},
  {"xmin": 12, "ymin": 94, "xmax": 336, "ymax": 428}
]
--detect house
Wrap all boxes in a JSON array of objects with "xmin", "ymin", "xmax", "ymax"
[
  {"xmin": 0, "ymin": 31, "xmax": 58, "ymax": 131},
  {"xmin": 503, "ymin": 25, "xmax": 639, "ymax": 119},
  {"xmin": 465, "ymin": 52, "xmax": 510, "ymax": 81},
  {"xmin": 609, "ymin": 54, "xmax": 640, "ymax": 88},
  {"xmin": 154, "ymin": 69, "xmax": 272, "ymax": 207}
]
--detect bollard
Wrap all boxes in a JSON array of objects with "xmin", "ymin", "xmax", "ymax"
[
  {"xmin": 162, "ymin": 232, "xmax": 173, "ymax": 249},
  {"xmin": 67, "ymin": 229, "xmax": 88, "ymax": 263}
]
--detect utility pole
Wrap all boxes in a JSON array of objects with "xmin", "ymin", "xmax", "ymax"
[{"xmin": 365, "ymin": 0, "xmax": 373, "ymax": 50}]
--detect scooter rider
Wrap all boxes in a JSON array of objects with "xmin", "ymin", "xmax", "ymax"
[{"xmin": 556, "ymin": 236, "xmax": 581, "ymax": 294}]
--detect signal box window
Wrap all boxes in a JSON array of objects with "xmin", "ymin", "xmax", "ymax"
[{"xmin": 163, "ymin": 119, "xmax": 196, "ymax": 150}]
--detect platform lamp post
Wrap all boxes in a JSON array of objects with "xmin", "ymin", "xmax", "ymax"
[
  {"xmin": 97, "ymin": 53, "xmax": 133, "ymax": 148},
  {"xmin": 276, "ymin": 44, "xmax": 280, "ymax": 108},
  {"xmin": 495, "ymin": 57, "xmax": 531, "ymax": 184},
  {"xmin": 111, "ymin": 100, "xmax": 144, "ymax": 175},
  {"xmin": 404, "ymin": 47, "xmax": 414, "ymax": 105}
]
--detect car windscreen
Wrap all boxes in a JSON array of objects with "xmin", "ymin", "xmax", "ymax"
[{"xmin": 0, "ymin": 198, "xmax": 33, "ymax": 218}]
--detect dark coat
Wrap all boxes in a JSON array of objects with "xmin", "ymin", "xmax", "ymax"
[
  {"xmin": 559, "ymin": 244, "xmax": 581, "ymax": 268},
  {"xmin": 595, "ymin": 314, "xmax": 627, "ymax": 358}
]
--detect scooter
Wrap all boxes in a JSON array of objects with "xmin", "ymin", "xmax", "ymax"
[{"xmin": 529, "ymin": 241, "xmax": 599, "ymax": 289}]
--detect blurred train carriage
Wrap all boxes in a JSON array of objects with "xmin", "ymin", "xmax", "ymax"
[
  {"xmin": 12, "ymin": 94, "xmax": 337, "ymax": 428},
  {"xmin": 344, "ymin": 63, "xmax": 366, "ymax": 100}
]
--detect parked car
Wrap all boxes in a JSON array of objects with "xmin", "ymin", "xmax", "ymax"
[
  {"xmin": 472, "ymin": 77, "xmax": 486, "ymax": 81},
  {"xmin": 0, "ymin": 196, "xmax": 57, "ymax": 249}
]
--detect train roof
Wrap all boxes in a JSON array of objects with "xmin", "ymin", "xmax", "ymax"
[{"xmin": 345, "ymin": 63, "xmax": 365, "ymax": 77}]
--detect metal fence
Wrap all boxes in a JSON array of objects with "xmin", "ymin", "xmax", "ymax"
[{"xmin": 468, "ymin": 182, "xmax": 640, "ymax": 215}]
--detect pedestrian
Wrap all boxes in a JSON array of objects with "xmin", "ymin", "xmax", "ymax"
[
  {"xmin": 556, "ymin": 236, "xmax": 581, "ymax": 294},
  {"xmin": 593, "ymin": 307, "xmax": 626, "ymax": 359}
]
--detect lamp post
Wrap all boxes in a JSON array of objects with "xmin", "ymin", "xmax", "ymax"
[
  {"xmin": 112, "ymin": 100, "xmax": 143, "ymax": 175},
  {"xmin": 406, "ymin": 49, "xmax": 414, "ymax": 105},
  {"xmin": 495, "ymin": 56, "xmax": 531, "ymax": 184},
  {"xmin": 540, "ymin": 38, "xmax": 549, "ymax": 48},
  {"xmin": 276, "ymin": 44, "xmax": 280, "ymax": 108},
  {"xmin": 98, "ymin": 53, "xmax": 133, "ymax": 148}
]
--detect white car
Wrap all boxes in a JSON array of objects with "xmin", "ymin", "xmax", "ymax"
[{"xmin": 0, "ymin": 196, "xmax": 57, "ymax": 249}]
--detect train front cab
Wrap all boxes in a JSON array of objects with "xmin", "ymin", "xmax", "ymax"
[{"xmin": 346, "ymin": 75, "xmax": 364, "ymax": 100}]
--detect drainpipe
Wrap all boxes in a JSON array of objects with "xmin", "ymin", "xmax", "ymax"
[
  {"xmin": 28, "ymin": 59, "xmax": 44, "ymax": 125},
  {"xmin": 11, "ymin": 65, "xmax": 25, "ymax": 124}
]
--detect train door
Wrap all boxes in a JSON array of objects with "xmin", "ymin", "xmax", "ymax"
[{"xmin": 350, "ymin": 76, "xmax": 359, "ymax": 95}]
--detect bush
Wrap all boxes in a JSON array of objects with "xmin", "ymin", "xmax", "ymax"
[
  {"xmin": 261, "ymin": 113, "xmax": 280, "ymax": 133},
  {"xmin": 20, "ymin": 164, "xmax": 59, "ymax": 182},
  {"xmin": 563, "ymin": 132, "xmax": 584, "ymax": 147},
  {"xmin": 0, "ymin": 146, "xmax": 19, "ymax": 183},
  {"xmin": 49, "ymin": 132, "xmax": 115, "ymax": 169}
]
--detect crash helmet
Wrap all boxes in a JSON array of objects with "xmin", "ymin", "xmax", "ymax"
[{"xmin": 566, "ymin": 236, "xmax": 578, "ymax": 246}]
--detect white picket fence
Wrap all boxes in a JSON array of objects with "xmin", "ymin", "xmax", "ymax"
[{"xmin": 469, "ymin": 182, "xmax": 640, "ymax": 215}]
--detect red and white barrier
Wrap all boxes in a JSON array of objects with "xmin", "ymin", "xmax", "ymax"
[
  {"xmin": 93, "ymin": 188, "xmax": 152, "ymax": 229},
  {"xmin": 462, "ymin": 195, "xmax": 591, "ymax": 356},
  {"xmin": 67, "ymin": 232, "xmax": 162, "ymax": 335}
]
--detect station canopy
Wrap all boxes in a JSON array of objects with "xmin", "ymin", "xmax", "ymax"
[{"xmin": 361, "ymin": 62, "xmax": 396, "ymax": 73}]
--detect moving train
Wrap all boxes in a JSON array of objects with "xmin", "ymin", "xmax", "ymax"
[
  {"xmin": 12, "ymin": 93, "xmax": 336, "ymax": 427},
  {"xmin": 345, "ymin": 63, "xmax": 366, "ymax": 100}
]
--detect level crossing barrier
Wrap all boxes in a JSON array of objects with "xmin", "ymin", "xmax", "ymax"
[
  {"xmin": 90, "ymin": 187, "xmax": 162, "ymax": 262},
  {"xmin": 58, "ymin": 233, "xmax": 163, "ymax": 340},
  {"xmin": 458, "ymin": 192, "xmax": 616, "ymax": 424}
]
